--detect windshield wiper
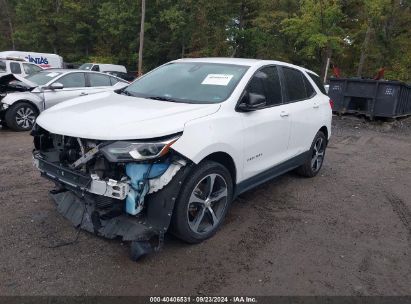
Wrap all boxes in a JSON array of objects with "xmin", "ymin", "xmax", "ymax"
[{"xmin": 146, "ymin": 96, "xmax": 179, "ymax": 103}]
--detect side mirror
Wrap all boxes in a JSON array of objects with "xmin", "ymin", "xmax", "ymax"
[
  {"xmin": 237, "ymin": 92, "xmax": 266, "ymax": 112},
  {"xmin": 49, "ymin": 82, "xmax": 64, "ymax": 90}
]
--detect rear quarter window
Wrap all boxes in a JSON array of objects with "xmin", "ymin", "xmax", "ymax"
[
  {"xmin": 110, "ymin": 76, "xmax": 119, "ymax": 85},
  {"xmin": 303, "ymin": 75, "xmax": 316, "ymax": 97},
  {"xmin": 307, "ymin": 72, "xmax": 327, "ymax": 94}
]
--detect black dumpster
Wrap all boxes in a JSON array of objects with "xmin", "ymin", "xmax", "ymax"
[{"xmin": 328, "ymin": 78, "xmax": 411, "ymax": 119}]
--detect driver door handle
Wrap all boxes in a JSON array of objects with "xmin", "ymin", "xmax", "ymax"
[
  {"xmin": 80, "ymin": 92, "xmax": 88, "ymax": 96},
  {"xmin": 280, "ymin": 111, "xmax": 289, "ymax": 117}
]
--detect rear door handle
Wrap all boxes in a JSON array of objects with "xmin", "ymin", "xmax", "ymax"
[
  {"xmin": 80, "ymin": 92, "xmax": 88, "ymax": 96},
  {"xmin": 280, "ymin": 111, "xmax": 289, "ymax": 117},
  {"xmin": 313, "ymin": 103, "xmax": 320, "ymax": 109}
]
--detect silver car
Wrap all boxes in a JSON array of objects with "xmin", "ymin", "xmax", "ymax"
[{"xmin": 0, "ymin": 69, "xmax": 128, "ymax": 131}]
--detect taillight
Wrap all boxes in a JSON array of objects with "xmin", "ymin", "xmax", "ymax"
[{"xmin": 329, "ymin": 99, "xmax": 334, "ymax": 110}]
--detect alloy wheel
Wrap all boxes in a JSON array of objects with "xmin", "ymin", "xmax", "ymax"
[
  {"xmin": 15, "ymin": 106, "xmax": 36, "ymax": 129},
  {"xmin": 187, "ymin": 173, "xmax": 228, "ymax": 234},
  {"xmin": 311, "ymin": 137, "xmax": 325, "ymax": 172}
]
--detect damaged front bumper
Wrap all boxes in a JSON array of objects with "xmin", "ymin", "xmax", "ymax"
[
  {"xmin": 33, "ymin": 153, "xmax": 130, "ymax": 200},
  {"xmin": 32, "ymin": 146, "xmax": 192, "ymax": 258},
  {"xmin": 51, "ymin": 190, "xmax": 156, "ymax": 242}
]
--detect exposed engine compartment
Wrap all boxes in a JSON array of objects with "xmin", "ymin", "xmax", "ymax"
[
  {"xmin": 0, "ymin": 73, "xmax": 34, "ymax": 97},
  {"xmin": 32, "ymin": 124, "xmax": 187, "ymax": 216},
  {"xmin": 34, "ymin": 131, "xmax": 123, "ymax": 180}
]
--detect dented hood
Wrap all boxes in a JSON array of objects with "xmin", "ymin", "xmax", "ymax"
[
  {"xmin": 36, "ymin": 91, "xmax": 221, "ymax": 140},
  {"xmin": 0, "ymin": 73, "xmax": 37, "ymax": 91}
]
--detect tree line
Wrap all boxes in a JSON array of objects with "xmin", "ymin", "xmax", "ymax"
[{"xmin": 0, "ymin": 0, "xmax": 410, "ymax": 82}]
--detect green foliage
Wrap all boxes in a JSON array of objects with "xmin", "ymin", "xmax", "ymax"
[
  {"xmin": 281, "ymin": 0, "xmax": 345, "ymax": 77},
  {"xmin": 0, "ymin": 0, "xmax": 409, "ymax": 81}
]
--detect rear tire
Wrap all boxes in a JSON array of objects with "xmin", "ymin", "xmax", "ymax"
[
  {"xmin": 172, "ymin": 160, "xmax": 233, "ymax": 244},
  {"xmin": 297, "ymin": 131, "xmax": 327, "ymax": 178},
  {"xmin": 5, "ymin": 102, "xmax": 38, "ymax": 131}
]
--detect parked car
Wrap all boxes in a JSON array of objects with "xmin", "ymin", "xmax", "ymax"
[
  {"xmin": 0, "ymin": 69, "xmax": 128, "ymax": 131},
  {"xmin": 31, "ymin": 58, "xmax": 332, "ymax": 260},
  {"xmin": 79, "ymin": 63, "xmax": 127, "ymax": 73},
  {"xmin": 0, "ymin": 57, "xmax": 43, "ymax": 77},
  {"xmin": 0, "ymin": 51, "xmax": 64, "ymax": 68}
]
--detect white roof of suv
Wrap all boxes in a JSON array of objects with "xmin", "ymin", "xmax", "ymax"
[{"xmin": 175, "ymin": 57, "xmax": 318, "ymax": 76}]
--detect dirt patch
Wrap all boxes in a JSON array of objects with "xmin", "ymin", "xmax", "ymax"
[{"xmin": 0, "ymin": 116, "xmax": 410, "ymax": 296}]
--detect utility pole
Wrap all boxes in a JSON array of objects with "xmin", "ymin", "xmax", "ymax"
[
  {"xmin": 138, "ymin": 0, "xmax": 146, "ymax": 76},
  {"xmin": 323, "ymin": 57, "xmax": 330, "ymax": 84}
]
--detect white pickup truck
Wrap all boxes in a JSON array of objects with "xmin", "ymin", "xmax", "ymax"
[{"xmin": 0, "ymin": 58, "xmax": 43, "ymax": 78}]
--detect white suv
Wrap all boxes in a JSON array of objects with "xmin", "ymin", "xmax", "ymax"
[{"xmin": 32, "ymin": 58, "xmax": 332, "ymax": 260}]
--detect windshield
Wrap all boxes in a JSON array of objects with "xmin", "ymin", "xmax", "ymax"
[
  {"xmin": 79, "ymin": 63, "xmax": 93, "ymax": 70},
  {"xmin": 125, "ymin": 62, "xmax": 249, "ymax": 104},
  {"xmin": 26, "ymin": 71, "xmax": 62, "ymax": 85}
]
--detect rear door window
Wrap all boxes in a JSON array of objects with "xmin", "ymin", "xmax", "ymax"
[
  {"xmin": 89, "ymin": 73, "xmax": 111, "ymax": 87},
  {"xmin": 282, "ymin": 67, "xmax": 308, "ymax": 102},
  {"xmin": 10, "ymin": 62, "xmax": 22, "ymax": 74},
  {"xmin": 57, "ymin": 73, "xmax": 86, "ymax": 88}
]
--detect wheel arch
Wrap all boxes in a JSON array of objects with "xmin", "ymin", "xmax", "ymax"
[
  {"xmin": 200, "ymin": 152, "xmax": 237, "ymax": 187},
  {"xmin": 9, "ymin": 99, "xmax": 41, "ymax": 114},
  {"xmin": 319, "ymin": 126, "xmax": 329, "ymax": 142}
]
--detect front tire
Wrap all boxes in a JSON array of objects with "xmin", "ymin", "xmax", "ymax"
[
  {"xmin": 5, "ymin": 102, "xmax": 38, "ymax": 131},
  {"xmin": 297, "ymin": 131, "xmax": 327, "ymax": 177},
  {"xmin": 172, "ymin": 161, "xmax": 233, "ymax": 244}
]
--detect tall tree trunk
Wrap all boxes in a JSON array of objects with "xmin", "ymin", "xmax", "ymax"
[
  {"xmin": 2, "ymin": 0, "xmax": 15, "ymax": 50},
  {"xmin": 232, "ymin": 1, "xmax": 246, "ymax": 58},
  {"xmin": 138, "ymin": 0, "xmax": 146, "ymax": 76},
  {"xmin": 357, "ymin": 21, "xmax": 372, "ymax": 77},
  {"xmin": 320, "ymin": 47, "xmax": 332, "ymax": 82}
]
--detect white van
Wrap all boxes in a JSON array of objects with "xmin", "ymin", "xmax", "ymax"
[
  {"xmin": 79, "ymin": 63, "xmax": 127, "ymax": 73},
  {"xmin": 0, "ymin": 58, "xmax": 43, "ymax": 77},
  {"xmin": 0, "ymin": 51, "xmax": 64, "ymax": 69}
]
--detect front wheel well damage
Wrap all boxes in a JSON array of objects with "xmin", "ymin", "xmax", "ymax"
[{"xmin": 202, "ymin": 152, "xmax": 237, "ymax": 186}]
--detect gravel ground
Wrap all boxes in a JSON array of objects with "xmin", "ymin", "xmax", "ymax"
[{"xmin": 0, "ymin": 116, "xmax": 410, "ymax": 296}]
